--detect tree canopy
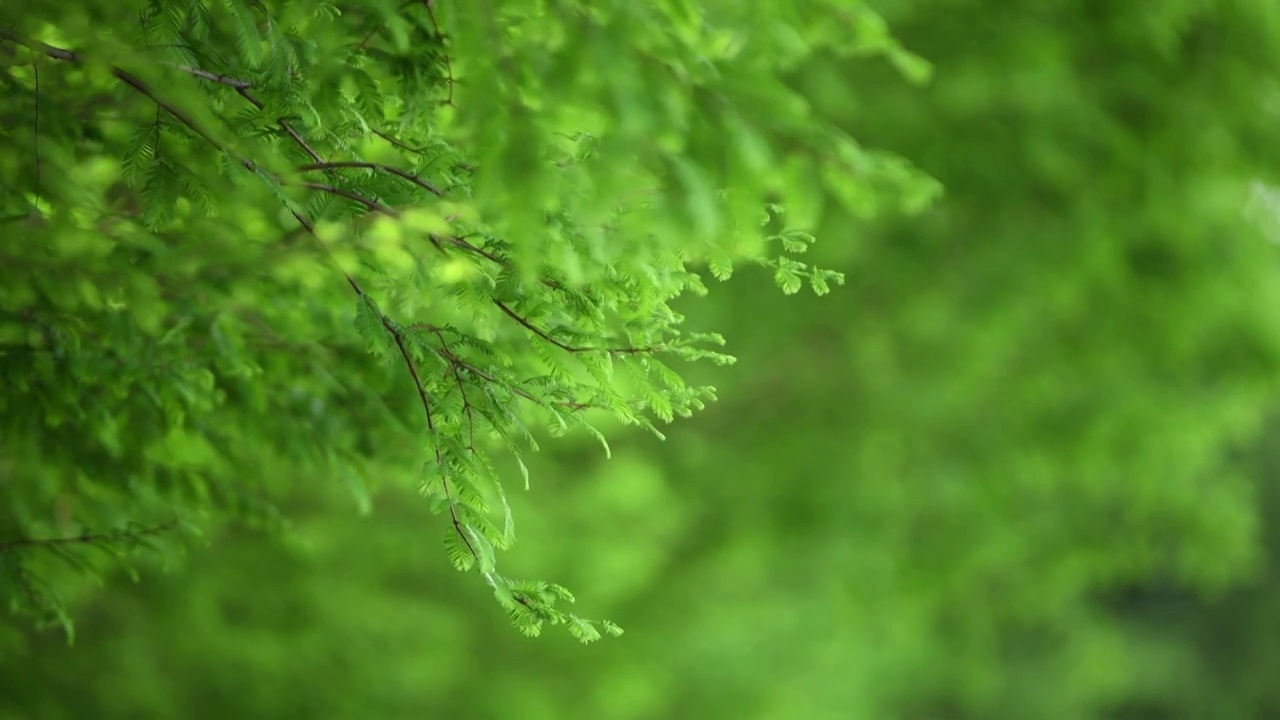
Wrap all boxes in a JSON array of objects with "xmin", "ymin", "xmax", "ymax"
[{"xmin": 0, "ymin": 0, "xmax": 935, "ymax": 643}]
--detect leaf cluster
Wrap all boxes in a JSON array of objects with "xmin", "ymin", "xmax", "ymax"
[{"xmin": 0, "ymin": 0, "xmax": 936, "ymax": 642}]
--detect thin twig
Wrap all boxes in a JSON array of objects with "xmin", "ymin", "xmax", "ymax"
[
  {"xmin": 7, "ymin": 30, "xmax": 481, "ymax": 565},
  {"xmin": 493, "ymin": 300, "xmax": 656, "ymax": 356},
  {"xmin": 277, "ymin": 132, "xmax": 470, "ymax": 559},
  {"xmin": 276, "ymin": 117, "xmax": 324, "ymax": 163},
  {"xmin": 299, "ymin": 161, "xmax": 443, "ymax": 197},
  {"xmin": 435, "ymin": 346, "xmax": 591, "ymax": 410},
  {"xmin": 170, "ymin": 63, "xmax": 252, "ymax": 88},
  {"xmin": 494, "ymin": 301, "xmax": 586, "ymax": 353},
  {"xmin": 0, "ymin": 518, "xmax": 180, "ymax": 556},
  {"xmin": 405, "ymin": 326, "xmax": 590, "ymax": 409},
  {"xmin": 442, "ymin": 235, "xmax": 564, "ymax": 291},
  {"xmin": 299, "ymin": 182, "xmax": 399, "ymax": 215},
  {"xmin": 224, "ymin": 84, "xmax": 324, "ymax": 164},
  {"xmin": 0, "ymin": 31, "xmax": 78, "ymax": 62},
  {"xmin": 444, "ymin": 235, "xmax": 504, "ymax": 266},
  {"xmin": 422, "ymin": 0, "xmax": 455, "ymax": 105},
  {"xmin": 384, "ymin": 318, "xmax": 475, "ymax": 558},
  {"xmin": 368, "ymin": 131, "xmax": 472, "ymax": 174},
  {"xmin": 428, "ymin": 327, "xmax": 478, "ymax": 452},
  {"xmin": 372, "ymin": 128, "xmax": 428, "ymax": 155},
  {"xmin": 354, "ymin": 0, "xmax": 416, "ymax": 51},
  {"xmin": 30, "ymin": 47, "xmax": 41, "ymax": 206},
  {"xmin": 6, "ymin": 32, "xmax": 229, "ymax": 154}
]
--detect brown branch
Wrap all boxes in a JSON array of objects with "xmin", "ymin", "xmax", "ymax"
[
  {"xmin": 372, "ymin": 128, "xmax": 429, "ymax": 156},
  {"xmin": 170, "ymin": 63, "xmax": 252, "ymax": 89},
  {"xmin": 431, "ymin": 344, "xmax": 590, "ymax": 410},
  {"xmin": 493, "ymin": 301, "xmax": 657, "ymax": 356},
  {"xmin": 444, "ymin": 235, "xmax": 505, "ymax": 266},
  {"xmin": 289, "ymin": 238, "xmax": 472, "ymax": 561},
  {"xmin": 432, "ymin": 241, "xmax": 660, "ymax": 358},
  {"xmin": 30, "ymin": 47, "xmax": 41, "ymax": 205},
  {"xmin": 0, "ymin": 518, "xmax": 180, "ymax": 556},
  {"xmin": 3, "ymin": 30, "xmax": 480, "ymax": 567},
  {"xmin": 11, "ymin": 31, "xmax": 602, "ymax": 576},
  {"xmin": 422, "ymin": 0, "xmax": 455, "ymax": 106},
  {"xmin": 426, "ymin": 326, "xmax": 478, "ymax": 452},
  {"xmin": 441, "ymin": 235, "xmax": 566, "ymax": 292},
  {"xmin": 0, "ymin": 31, "xmax": 78, "ymax": 62},
  {"xmin": 299, "ymin": 161, "xmax": 444, "ymax": 197},
  {"xmin": 354, "ymin": 26, "xmax": 381, "ymax": 52},
  {"xmin": 287, "ymin": 205, "xmax": 475, "ymax": 561},
  {"xmin": 353, "ymin": 0, "xmax": 417, "ymax": 51},
  {"xmin": 10, "ymin": 37, "xmax": 220, "ymax": 151},
  {"xmin": 494, "ymin": 300, "xmax": 586, "ymax": 353},
  {"xmin": 2, "ymin": 31, "xmax": 251, "ymax": 170},
  {"xmin": 277, "ymin": 117, "xmax": 324, "ymax": 163},
  {"xmin": 368, "ymin": 130, "xmax": 473, "ymax": 176},
  {"xmin": 382, "ymin": 318, "xmax": 475, "ymax": 558},
  {"xmin": 220, "ymin": 84, "xmax": 324, "ymax": 164},
  {"xmin": 131, "ymin": 50, "xmax": 467, "ymax": 557},
  {"xmin": 388, "ymin": 326, "xmax": 438, "ymax": 433},
  {"xmin": 405, "ymin": 324, "xmax": 590, "ymax": 410},
  {"xmin": 299, "ymin": 182, "xmax": 399, "ymax": 215}
]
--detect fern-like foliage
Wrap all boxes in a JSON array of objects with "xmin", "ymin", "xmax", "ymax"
[{"xmin": 0, "ymin": 0, "xmax": 938, "ymax": 642}]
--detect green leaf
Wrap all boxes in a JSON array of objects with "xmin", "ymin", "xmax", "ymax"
[
  {"xmin": 568, "ymin": 617, "xmax": 602, "ymax": 644},
  {"xmin": 443, "ymin": 524, "xmax": 475, "ymax": 573},
  {"xmin": 778, "ymin": 229, "xmax": 814, "ymax": 254},
  {"xmin": 463, "ymin": 524, "xmax": 496, "ymax": 575},
  {"xmin": 774, "ymin": 266, "xmax": 803, "ymax": 295}
]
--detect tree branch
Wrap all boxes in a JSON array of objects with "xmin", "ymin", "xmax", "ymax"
[
  {"xmin": 426, "ymin": 326, "xmax": 478, "ymax": 452},
  {"xmin": 493, "ymin": 301, "xmax": 658, "ymax": 356},
  {"xmin": 433, "ymin": 345, "xmax": 591, "ymax": 411},
  {"xmin": 1, "ymin": 31, "xmax": 239, "ymax": 157},
  {"xmin": 170, "ymin": 63, "xmax": 252, "ymax": 88},
  {"xmin": 299, "ymin": 182, "xmax": 400, "ymax": 216},
  {"xmin": 422, "ymin": 0, "xmax": 455, "ymax": 106},
  {"xmin": 299, "ymin": 161, "xmax": 444, "ymax": 197},
  {"xmin": 0, "ymin": 518, "xmax": 180, "ymax": 556},
  {"xmin": 440, "ymin": 235, "xmax": 568, "ymax": 294},
  {"xmin": 372, "ymin": 127, "xmax": 428, "ymax": 155}
]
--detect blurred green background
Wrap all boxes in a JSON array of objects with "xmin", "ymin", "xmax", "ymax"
[{"xmin": 7, "ymin": 1, "xmax": 1280, "ymax": 718}]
